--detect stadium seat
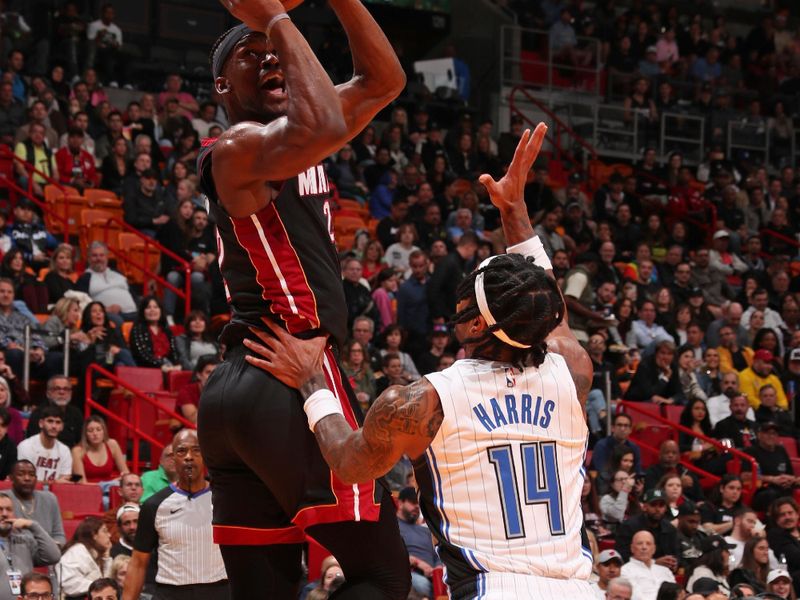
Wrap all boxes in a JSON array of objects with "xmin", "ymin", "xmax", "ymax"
[
  {"xmin": 781, "ymin": 437, "xmax": 798, "ymax": 459},
  {"xmin": 83, "ymin": 188, "xmax": 121, "ymax": 204},
  {"xmin": 432, "ymin": 566, "xmax": 447, "ymax": 600},
  {"xmin": 63, "ymin": 518, "xmax": 84, "ymax": 542},
  {"xmin": 118, "ymin": 233, "xmax": 161, "ymax": 285},
  {"xmin": 80, "ymin": 208, "xmax": 122, "ymax": 252},
  {"xmin": 50, "ymin": 482, "xmax": 104, "ymax": 517},
  {"xmin": 120, "ymin": 321, "xmax": 133, "ymax": 344},
  {"xmin": 662, "ymin": 405, "xmax": 683, "ymax": 424},
  {"xmin": 116, "ymin": 366, "xmax": 164, "ymax": 393}
]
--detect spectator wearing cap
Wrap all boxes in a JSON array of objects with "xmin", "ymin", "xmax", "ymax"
[
  {"xmin": 709, "ymin": 230, "xmax": 748, "ymax": 289},
  {"xmin": 55, "ymin": 127, "xmax": 99, "ymax": 192},
  {"xmin": 765, "ymin": 568, "xmax": 794, "ymax": 599},
  {"xmin": 122, "ymin": 168, "xmax": 169, "ymax": 238},
  {"xmin": 754, "ymin": 385, "xmax": 795, "ymax": 436},
  {"xmin": 395, "ymin": 487, "xmax": 437, "ymax": 597},
  {"xmin": 676, "ymin": 500, "xmax": 705, "ymax": 567},
  {"xmin": 742, "ymin": 421, "xmax": 797, "ymax": 511},
  {"xmin": 686, "ymin": 536, "xmax": 735, "ymax": 594},
  {"xmin": 111, "ymin": 503, "xmax": 139, "ymax": 558},
  {"xmin": 562, "ymin": 253, "xmax": 607, "ymax": 344},
  {"xmin": 615, "ymin": 488, "xmax": 680, "ymax": 566},
  {"xmin": 590, "ymin": 549, "xmax": 622, "ymax": 599},
  {"xmin": 9, "ymin": 198, "xmax": 57, "ymax": 270},
  {"xmin": 620, "ymin": 529, "xmax": 676, "ymax": 600},
  {"xmin": 739, "ymin": 349, "xmax": 788, "ymax": 410},
  {"xmin": 690, "ymin": 248, "xmax": 733, "ymax": 313}
]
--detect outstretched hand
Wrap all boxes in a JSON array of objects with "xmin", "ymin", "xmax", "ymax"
[
  {"xmin": 218, "ymin": 0, "xmax": 298, "ymax": 30},
  {"xmin": 479, "ymin": 122, "xmax": 547, "ymax": 213},
  {"xmin": 243, "ymin": 318, "xmax": 328, "ymax": 390}
]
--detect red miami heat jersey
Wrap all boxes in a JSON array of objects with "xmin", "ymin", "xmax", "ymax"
[{"xmin": 198, "ymin": 143, "xmax": 347, "ymax": 347}]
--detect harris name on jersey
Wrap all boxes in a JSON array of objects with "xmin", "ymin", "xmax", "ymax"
[{"xmin": 472, "ymin": 394, "xmax": 556, "ymax": 433}]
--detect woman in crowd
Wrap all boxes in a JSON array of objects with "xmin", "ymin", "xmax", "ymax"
[
  {"xmin": 350, "ymin": 230, "xmax": 370, "ymax": 260},
  {"xmin": 110, "ymin": 554, "xmax": 130, "ymax": 591},
  {"xmin": 668, "ymin": 304, "xmax": 693, "ymax": 346},
  {"xmin": 642, "ymin": 214, "xmax": 668, "ymax": 261},
  {"xmin": 43, "ymin": 297, "xmax": 91, "ymax": 356},
  {"xmin": 702, "ymin": 475, "xmax": 745, "ymax": 535},
  {"xmin": 654, "ymin": 287, "xmax": 675, "ymax": 329},
  {"xmin": 371, "ymin": 270, "xmax": 398, "ymax": 334},
  {"xmin": 599, "ymin": 469, "xmax": 636, "ymax": 530},
  {"xmin": 614, "ymin": 297, "xmax": 636, "ymax": 345},
  {"xmin": 678, "ymin": 398, "xmax": 718, "ymax": 471},
  {"xmin": 685, "ymin": 536, "xmax": 732, "ymax": 594},
  {"xmin": 166, "ymin": 130, "xmax": 200, "ymax": 176},
  {"xmin": 164, "ymin": 160, "xmax": 190, "ymax": 206},
  {"xmin": 746, "ymin": 311, "xmax": 766, "ymax": 345},
  {"xmin": 71, "ymin": 415, "xmax": 128, "ymax": 483},
  {"xmin": 351, "ymin": 125, "xmax": 376, "ymax": 164},
  {"xmin": 581, "ymin": 476, "xmax": 609, "ymax": 540},
  {"xmin": 698, "ymin": 347, "xmax": 722, "ymax": 397},
  {"xmin": 729, "ymin": 537, "xmax": 769, "ymax": 594},
  {"xmin": 597, "ymin": 446, "xmax": 638, "ymax": 496},
  {"xmin": 658, "ymin": 474, "xmax": 684, "ymax": 519},
  {"xmin": 0, "ymin": 248, "xmax": 48, "ymax": 314},
  {"xmin": 0, "ymin": 379, "xmax": 23, "ymax": 445},
  {"xmin": 58, "ymin": 516, "xmax": 113, "ymax": 600},
  {"xmin": 175, "ymin": 310, "xmax": 219, "ymax": 371},
  {"xmin": 129, "ymin": 296, "xmax": 181, "ymax": 371},
  {"xmin": 765, "ymin": 569, "xmax": 796, "ymax": 600},
  {"xmin": 341, "ymin": 339, "xmax": 375, "ymax": 412},
  {"xmin": 100, "ymin": 137, "xmax": 130, "ymax": 195},
  {"xmin": 361, "ymin": 240, "xmax": 386, "ymax": 287},
  {"xmin": 380, "ymin": 325, "xmax": 420, "ymax": 382},
  {"xmin": 44, "ymin": 243, "xmax": 77, "ymax": 302},
  {"xmin": 384, "ymin": 223, "xmax": 420, "ymax": 279},
  {"xmin": 156, "ymin": 198, "xmax": 194, "ymax": 258},
  {"xmin": 687, "ymin": 291, "xmax": 715, "ymax": 330},
  {"xmin": 80, "ymin": 302, "xmax": 136, "ymax": 370},
  {"xmin": 677, "ymin": 344, "xmax": 707, "ymax": 404},
  {"xmin": 753, "ymin": 328, "xmax": 784, "ymax": 374}
]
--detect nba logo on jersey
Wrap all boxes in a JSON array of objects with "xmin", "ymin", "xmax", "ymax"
[{"xmin": 504, "ymin": 367, "xmax": 516, "ymax": 388}]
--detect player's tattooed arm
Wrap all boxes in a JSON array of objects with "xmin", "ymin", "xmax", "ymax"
[{"xmin": 314, "ymin": 378, "xmax": 444, "ymax": 484}]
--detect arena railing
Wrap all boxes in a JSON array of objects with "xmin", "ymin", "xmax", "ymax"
[
  {"xmin": 759, "ymin": 228, "xmax": 800, "ymax": 256},
  {"xmin": 660, "ymin": 112, "xmax": 706, "ymax": 165},
  {"xmin": 617, "ymin": 400, "xmax": 759, "ymax": 500},
  {"xmin": 98, "ymin": 216, "xmax": 193, "ymax": 317},
  {"xmin": 509, "ymin": 85, "xmax": 598, "ymax": 172},
  {"xmin": 84, "ymin": 363, "xmax": 196, "ymax": 473},
  {"xmin": 500, "ymin": 25, "xmax": 603, "ymax": 95}
]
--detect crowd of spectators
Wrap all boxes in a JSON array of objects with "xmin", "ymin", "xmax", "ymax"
[{"xmin": 0, "ymin": 0, "xmax": 799, "ymax": 599}]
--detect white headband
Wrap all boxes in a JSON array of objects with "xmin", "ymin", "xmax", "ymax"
[{"xmin": 474, "ymin": 256, "xmax": 532, "ymax": 350}]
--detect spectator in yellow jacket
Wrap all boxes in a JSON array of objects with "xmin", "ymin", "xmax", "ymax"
[
  {"xmin": 716, "ymin": 324, "xmax": 754, "ymax": 373},
  {"xmin": 738, "ymin": 349, "xmax": 788, "ymax": 409}
]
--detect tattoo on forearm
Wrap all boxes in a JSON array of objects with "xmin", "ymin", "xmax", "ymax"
[
  {"xmin": 299, "ymin": 372, "xmax": 329, "ymax": 399},
  {"xmin": 313, "ymin": 378, "xmax": 443, "ymax": 483}
]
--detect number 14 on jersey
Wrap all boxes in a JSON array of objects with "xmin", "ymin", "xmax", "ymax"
[{"xmin": 487, "ymin": 442, "xmax": 565, "ymax": 539}]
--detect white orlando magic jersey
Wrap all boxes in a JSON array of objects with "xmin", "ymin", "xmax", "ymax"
[{"xmin": 416, "ymin": 352, "xmax": 593, "ymax": 598}]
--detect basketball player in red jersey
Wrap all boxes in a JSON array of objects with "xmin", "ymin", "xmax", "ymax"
[{"xmin": 197, "ymin": 0, "xmax": 409, "ymax": 598}]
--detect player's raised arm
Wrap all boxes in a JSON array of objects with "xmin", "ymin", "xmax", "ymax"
[
  {"xmin": 479, "ymin": 124, "xmax": 593, "ymax": 406},
  {"xmin": 212, "ymin": 0, "xmax": 349, "ymax": 217},
  {"xmin": 242, "ymin": 320, "xmax": 443, "ymax": 484},
  {"xmin": 329, "ymin": 0, "xmax": 407, "ymax": 136}
]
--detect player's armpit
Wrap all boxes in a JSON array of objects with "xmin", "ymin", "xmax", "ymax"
[
  {"xmin": 314, "ymin": 378, "xmax": 443, "ymax": 484},
  {"xmin": 547, "ymin": 335, "xmax": 593, "ymax": 409}
]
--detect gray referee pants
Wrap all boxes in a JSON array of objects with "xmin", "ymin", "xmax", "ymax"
[{"xmin": 154, "ymin": 580, "xmax": 230, "ymax": 600}]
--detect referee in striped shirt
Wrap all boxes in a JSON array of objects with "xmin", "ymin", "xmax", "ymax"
[{"xmin": 122, "ymin": 429, "xmax": 229, "ymax": 600}]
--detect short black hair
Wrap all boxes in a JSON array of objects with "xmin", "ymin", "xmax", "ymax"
[
  {"xmin": 450, "ymin": 254, "xmax": 564, "ymax": 369},
  {"xmin": 194, "ymin": 354, "xmax": 220, "ymax": 375},
  {"xmin": 40, "ymin": 404, "xmax": 64, "ymax": 421},
  {"xmin": 21, "ymin": 572, "xmax": 52, "ymax": 594},
  {"xmin": 88, "ymin": 578, "xmax": 121, "ymax": 597}
]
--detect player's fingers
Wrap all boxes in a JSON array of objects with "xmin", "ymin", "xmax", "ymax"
[
  {"xmin": 260, "ymin": 316, "xmax": 289, "ymax": 340},
  {"xmin": 244, "ymin": 355, "xmax": 275, "ymax": 372},
  {"xmin": 243, "ymin": 336, "xmax": 276, "ymax": 358},
  {"xmin": 247, "ymin": 325, "xmax": 278, "ymax": 347},
  {"xmin": 510, "ymin": 129, "xmax": 531, "ymax": 169},
  {"xmin": 478, "ymin": 174, "xmax": 498, "ymax": 196},
  {"xmin": 522, "ymin": 123, "xmax": 548, "ymax": 167}
]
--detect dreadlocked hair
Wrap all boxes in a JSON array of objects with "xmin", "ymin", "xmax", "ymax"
[
  {"xmin": 451, "ymin": 254, "xmax": 564, "ymax": 369},
  {"xmin": 209, "ymin": 25, "xmax": 241, "ymax": 74}
]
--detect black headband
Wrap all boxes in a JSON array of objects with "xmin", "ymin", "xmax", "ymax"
[{"xmin": 211, "ymin": 23, "xmax": 252, "ymax": 80}]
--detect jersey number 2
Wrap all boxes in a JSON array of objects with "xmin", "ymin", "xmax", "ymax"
[
  {"xmin": 322, "ymin": 200, "xmax": 335, "ymax": 243},
  {"xmin": 487, "ymin": 442, "xmax": 564, "ymax": 539}
]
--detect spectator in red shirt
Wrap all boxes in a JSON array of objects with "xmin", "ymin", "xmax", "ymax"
[
  {"xmin": 55, "ymin": 127, "xmax": 99, "ymax": 191},
  {"xmin": 175, "ymin": 355, "xmax": 219, "ymax": 425}
]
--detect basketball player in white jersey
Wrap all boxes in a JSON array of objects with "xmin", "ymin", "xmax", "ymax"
[{"xmin": 243, "ymin": 124, "xmax": 595, "ymax": 599}]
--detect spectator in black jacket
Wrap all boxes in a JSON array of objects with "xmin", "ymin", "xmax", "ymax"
[
  {"xmin": 713, "ymin": 394, "xmax": 758, "ymax": 449},
  {"xmin": 342, "ymin": 258, "xmax": 380, "ymax": 331},
  {"xmin": 26, "ymin": 375, "xmax": 84, "ymax": 448},
  {"xmin": 10, "ymin": 198, "xmax": 57, "ymax": 271},
  {"xmin": 129, "ymin": 296, "xmax": 180, "ymax": 372},
  {"xmin": 44, "ymin": 244, "xmax": 77, "ymax": 305},
  {"xmin": 427, "ymin": 231, "xmax": 478, "ymax": 324},
  {"xmin": 766, "ymin": 497, "xmax": 800, "ymax": 578},
  {"xmin": 615, "ymin": 488, "xmax": 680, "ymax": 567},
  {"xmin": 643, "ymin": 440, "xmax": 704, "ymax": 502},
  {"xmin": 624, "ymin": 341, "xmax": 682, "ymax": 404},
  {"xmin": 122, "ymin": 168, "xmax": 169, "ymax": 238}
]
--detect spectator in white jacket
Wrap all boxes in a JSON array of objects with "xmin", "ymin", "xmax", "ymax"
[
  {"xmin": 58, "ymin": 516, "xmax": 113, "ymax": 600},
  {"xmin": 620, "ymin": 530, "xmax": 675, "ymax": 600}
]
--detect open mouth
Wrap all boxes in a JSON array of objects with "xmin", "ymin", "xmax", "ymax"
[{"xmin": 260, "ymin": 73, "xmax": 286, "ymax": 97}]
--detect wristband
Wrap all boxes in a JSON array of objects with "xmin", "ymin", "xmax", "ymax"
[
  {"xmin": 506, "ymin": 235, "xmax": 553, "ymax": 270},
  {"xmin": 266, "ymin": 13, "xmax": 291, "ymax": 38},
  {"xmin": 304, "ymin": 389, "xmax": 343, "ymax": 433}
]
